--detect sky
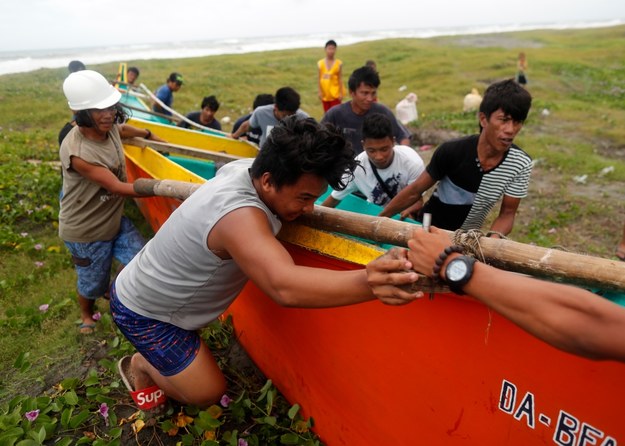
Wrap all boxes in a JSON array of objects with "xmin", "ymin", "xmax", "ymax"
[{"xmin": 2, "ymin": 0, "xmax": 625, "ymax": 52}]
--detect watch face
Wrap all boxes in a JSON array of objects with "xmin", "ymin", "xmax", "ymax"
[{"xmin": 447, "ymin": 259, "xmax": 468, "ymax": 281}]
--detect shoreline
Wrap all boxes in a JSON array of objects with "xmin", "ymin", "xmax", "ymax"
[{"xmin": 1, "ymin": 19, "xmax": 623, "ymax": 77}]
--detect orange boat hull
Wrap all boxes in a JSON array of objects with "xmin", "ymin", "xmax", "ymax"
[
  {"xmin": 230, "ymin": 244, "xmax": 625, "ymax": 445},
  {"xmin": 125, "ymin": 148, "xmax": 625, "ymax": 446}
]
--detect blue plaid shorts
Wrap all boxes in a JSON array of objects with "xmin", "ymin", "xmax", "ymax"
[
  {"xmin": 109, "ymin": 282, "xmax": 201, "ymax": 376},
  {"xmin": 64, "ymin": 216, "xmax": 145, "ymax": 299}
]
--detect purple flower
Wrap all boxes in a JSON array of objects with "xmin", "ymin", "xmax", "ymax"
[
  {"xmin": 220, "ymin": 394, "xmax": 232, "ymax": 407},
  {"xmin": 35, "ymin": 261, "xmax": 44, "ymax": 268},
  {"xmin": 92, "ymin": 312, "xmax": 101, "ymax": 321},
  {"xmin": 99, "ymin": 403, "xmax": 109, "ymax": 426},
  {"xmin": 34, "ymin": 244, "xmax": 42, "ymax": 250},
  {"xmin": 39, "ymin": 304, "xmax": 49, "ymax": 312},
  {"xmin": 25, "ymin": 409, "xmax": 40, "ymax": 422},
  {"xmin": 238, "ymin": 439, "xmax": 248, "ymax": 446}
]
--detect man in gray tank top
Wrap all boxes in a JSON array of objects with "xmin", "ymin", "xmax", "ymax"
[{"xmin": 111, "ymin": 117, "xmax": 424, "ymax": 410}]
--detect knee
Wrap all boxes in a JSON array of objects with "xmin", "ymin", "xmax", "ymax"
[
  {"xmin": 185, "ymin": 376, "xmax": 227, "ymax": 408},
  {"xmin": 201, "ymin": 375, "xmax": 228, "ymax": 407}
]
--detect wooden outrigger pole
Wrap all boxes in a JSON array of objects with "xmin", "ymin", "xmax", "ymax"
[
  {"xmin": 132, "ymin": 177, "xmax": 625, "ymax": 292},
  {"xmin": 127, "ymin": 137, "xmax": 245, "ymax": 165}
]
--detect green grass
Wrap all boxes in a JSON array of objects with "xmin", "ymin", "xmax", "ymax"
[{"xmin": 1, "ymin": 24, "xmax": 625, "ymax": 444}]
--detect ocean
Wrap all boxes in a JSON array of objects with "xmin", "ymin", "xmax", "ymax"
[{"xmin": 1, "ymin": 19, "xmax": 622, "ymax": 77}]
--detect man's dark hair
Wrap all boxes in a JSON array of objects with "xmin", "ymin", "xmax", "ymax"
[
  {"xmin": 274, "ymin": 87, "xmax": 301, "ymax": 113},
  {"xmin": 479, "ymin": 79, "xmax": 532, "ymax": 122},
  {"xmin": 128, "ymin": 66, "xmax": 140, "ymax": 76},
  {"xmin": 362, "ymin": 113, "xmax": 394, "ymax": 140},
  {"xmin": 201, "ymin": 95, "xmax": 220, "ymax": 111},
  {"xmin": 253, "ymin": 93, "xmax": 274, "ymax": 109},
  {"xmin": 348, "ymin": 66, "xmax": 380, "ymax": 92},
  {"xmin": 250, "ymin": 116, "xmax": 357, "ymax": 190},
  {"xmin": 68, "ymin": 60, "xmax": 86, "ymax": 73},
  {"xmin": 325, "ymin": 39, "xmax": 337, "ymax": 48},
  {"xmin": 167, "ymin": 72, "xmax": 184, "ymax": 85}
]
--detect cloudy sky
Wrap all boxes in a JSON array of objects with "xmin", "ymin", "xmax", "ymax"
[{"xmin": 2, "ymin": 0, "xmax": 625, "ymax": 52}]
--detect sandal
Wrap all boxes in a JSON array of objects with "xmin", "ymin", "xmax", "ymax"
[
  {"xmin": 117, "ymin": 356, "xmax": 167, "ymax": 410},
  {"xmin": 79, "ymin": 322, "xmax": 96, "ymax": 335}
]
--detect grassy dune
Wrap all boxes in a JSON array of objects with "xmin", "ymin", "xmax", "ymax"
[{"xmin": 0, "ymin": 25, "xmax": 624, "ymax": 444}]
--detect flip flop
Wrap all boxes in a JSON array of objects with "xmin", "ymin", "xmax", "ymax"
[
  {"xmin": 117, "ymin": 356, "xmax": 167, "ymax": 410},
  {"xmin": 79, "ymin": 322, "xmax": 96, "ymax": 335}
]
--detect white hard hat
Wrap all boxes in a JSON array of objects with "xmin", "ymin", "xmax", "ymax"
[{"xmin": 63, "ymin": 70, "xmax": 121, "ymax": 111}]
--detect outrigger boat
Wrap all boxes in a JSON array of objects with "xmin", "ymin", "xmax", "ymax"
[
  {"xmin": 118, "ymin": 78, "xmax": 625, "ymax": 444},
  {"xmin": 116, "ymin": 72, "xmax": 258, "ymax": 159}
]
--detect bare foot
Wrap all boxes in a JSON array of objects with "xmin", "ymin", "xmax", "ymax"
[{"xmin": 130, "ymin": 353, "xmax": 158, "ymax": 390}]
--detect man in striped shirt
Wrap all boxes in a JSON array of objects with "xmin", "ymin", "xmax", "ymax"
[{"xmin": 380, "ymin": 79, "xmax": 532, "ymax": 237}]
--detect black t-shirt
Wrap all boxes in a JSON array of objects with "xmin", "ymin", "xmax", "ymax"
[
  {"xmin": 178, "ymin": 111, "xmax": 222, "ymax": 131},
  {"xmin": 58, "ymin": 121, "xmax": 75, "ymax": 147},
  {"xmin": 321, "ymin": 102, "xmax": 411, "ymax": 154},
  {"xmin": 232, "ymin": 113, "xmax": 262, "ymax": 145}
]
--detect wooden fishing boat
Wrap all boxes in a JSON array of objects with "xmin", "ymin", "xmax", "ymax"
[
  {"xmin": 122, "ymin": 138, "xmax": 625, "ymax": 446},
  {"xmin": 117, "ymin": 82, "xmax": 258, "ymax": 159}
]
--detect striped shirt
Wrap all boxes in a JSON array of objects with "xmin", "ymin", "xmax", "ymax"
[{"xmin": 424, "ymin": 134, "xmax": 532, "ymax": 231}]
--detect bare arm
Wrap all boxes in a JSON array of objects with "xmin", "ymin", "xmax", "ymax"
[
  {"xmin": 317, "ymin": 64, "xmax": 323, "ymax": 101},
  {"xmin": 399, "ymin": 198, "xmax": 425, "ymax": 220},
  {"xmin": 489, "ymin": 195, "xmax": 521, "ymax": 237},
  {"xmin": 119, "ymin": 124, "xmax": 166, "ymax": 143},
  {"xmin": 379, "ymin": 170, "xmax": 435, "ymax": 218},
  {"xmin": 320, "ymin": 195, "xmax": 340, "ymax": 208},
  {"xmin": 230, "ymin": 120, "xmax": 250, "ymax": 139},
  {"xmin": 407, "ymin": 227, "xmax": 625, "ymax": 362},
  {"xmin": 338, "ymin": 64, "xmax": 344, "ymax": 100},
  {"xmin": 210, "ymin": 207, "xmax": 423, "ymax": 307}
]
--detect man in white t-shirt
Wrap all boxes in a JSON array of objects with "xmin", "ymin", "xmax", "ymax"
[{"xmin": 321, "ymin": 113, "xmax": 424, "ymax": 208}]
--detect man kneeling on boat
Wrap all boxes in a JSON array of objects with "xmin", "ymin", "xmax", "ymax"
[
  {"xmin": 320, "ymin": 112, "xmax": 425, "ymax": 209},
  {"xmin": 111, "ymin": 116, "xmax": 423, "ymax": 409}
]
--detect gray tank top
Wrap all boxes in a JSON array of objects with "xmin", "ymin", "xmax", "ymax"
[{"xmin": 115, "ymin": 159, "xmax": 281, "ymax": 330}]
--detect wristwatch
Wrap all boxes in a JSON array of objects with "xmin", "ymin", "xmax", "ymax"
[{"xmin": 444, "ymin": 255, "xmax": 477, "ymax": 295}]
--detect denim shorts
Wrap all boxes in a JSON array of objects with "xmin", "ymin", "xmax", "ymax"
[
  {"xmin": 109, "ymin": 282, "xmax": 201, "ymax": 376},
  {"xmin": 64, "ymin": 216, "xmax": 145, "ymax": 299}
]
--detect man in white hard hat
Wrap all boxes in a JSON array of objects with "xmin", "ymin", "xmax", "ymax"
[{"xmin": 59, "ymin": 69, "xmax": 164, "ymax": 334}]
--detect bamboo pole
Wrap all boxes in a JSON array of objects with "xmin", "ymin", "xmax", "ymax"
[
  {"xmin": 131, "ymin": 178, "xmax": 625, "ymax": 292},
  {"xmin": 121, "ymin": 103, "xmax": 181, "ymax": 124},
  {"xmin": 138, "ymin": 83, "xmax": 231, "ymax": 136},
  {"xmin": 298, "ymin": 206, "xmax": 625, "ymax": 292},
  {"xmin": 133, "ymin": 178, "xmax": 201, "ymax": 201},
  {"xmin": 125, "ymin": 137, "xmax": 247, "ymax": 165}
]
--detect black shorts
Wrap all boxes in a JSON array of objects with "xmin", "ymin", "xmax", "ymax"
[{"xmin": 517, "ymin": 73, "xmax": 527, "ymax": 85}]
